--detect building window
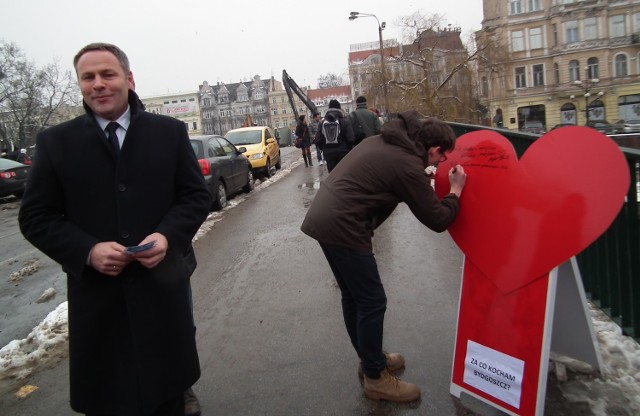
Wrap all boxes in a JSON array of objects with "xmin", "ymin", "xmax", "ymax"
[
  {"xmin": 272, "ymin": 108, "xmax": 278, "ymax": 115},
  {"xmin": 481, "ymin": 76, "xmax": 488, "ymax": 97},
  {"xmin": 189, "ymin": 98, "xmax": 195, "ymax": 102},
  {"xmin": 272, "ymin": 97, "xmax": 277, "ymax": 104},
  {"xmin": 515, "ymin": 67, "xmax": 526, "ymax": 88},
  {"xmin": 560, "ymin": 103, "xmax": 577, "ymax": 125},
  {"xmin": 512, "ymin": 30, "xmax": 524, "ymax": 52},
  {"xmin": 203, "ymin": 98, "xmax": 211, "ymax": 106},
  {"xmin": 568, "ymin": 60, "xmax": 580, "ymax": 82},
  {"xmin": 635, "ymin": 12, "xmax": 640, "ymax": 32},
  {"xmin": 587, "ymin": 57, "xmax": 599, "ymax": 79},
  {"xmin": 528, "ymin": 0, "xmax": 541, "ymax": 12},
  {"xmin": 530, "ymin": 27, "xmax": 542, "ymax": 49},
  {"xmin": 509, "ymin": 0, "xmax": 522, "ymax": 15},
  {"xmin": 192, "ymin": 122, "xmax": 197, "ymax": 130},
  {"xmin": 614, "ymin": 54, "xmax": 628, "ymax": 77},
  {"xmin": 610, "ymin": 15, "xmax": 625, "ymax": 38},
  {"xmin": 533, "ymin": 64, "xmax": 544, "ymax": 86},
  {"xmin": 565, "ymin": 21, "xmax": 579, "ymax": 43},
  {"xmin": 552, "ymin": 24, "xmax": 558, "ymax": 47},
  {"xmin": 584, "ymin": 17, "xmax": 597, "ymax": 40}
]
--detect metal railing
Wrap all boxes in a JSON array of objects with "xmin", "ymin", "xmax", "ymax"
[{"xmin": 447, "ymin": 123, "xmax": 640, "ymax": 340}]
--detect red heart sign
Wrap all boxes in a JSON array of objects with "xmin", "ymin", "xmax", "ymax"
[{"xmin": 435, "ymin": 127, "xmax": 630, "ymax": 294}]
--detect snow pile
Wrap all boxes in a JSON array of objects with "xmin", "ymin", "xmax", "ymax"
[
  {"xmin": 555, "ymin": 303, "xmax": 640, "ymax": 415},
  {"xmin": 0, "ymin": 302, "xmax": 68, "ymax": 391}
]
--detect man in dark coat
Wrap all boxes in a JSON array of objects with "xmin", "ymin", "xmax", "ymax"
[
  {"xmin": 18, "ymin": 43, "xmax": 211, "ymax": 416},
  {"xmin": 301, "ymin": 111, "xmax": 467, "ymax": 403},
  {"xmin": 314, "ymin": 99, "xmax": 354, "ymax": 172},
  {"xmin": 348, "ymin": 95, "xmax": 382, "ymax": 145}
]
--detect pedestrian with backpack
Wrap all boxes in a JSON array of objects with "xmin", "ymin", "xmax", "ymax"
[
  {"xmin": 349, "ymin": 96, "xmax": 382, "ymax": 146},
  {"xmin": 314, "ymin": 99, "xmax": 354, "ymax": 172},
  {"xmin": 295, "ymin": 115, "xmax": 313, "ymax": 167}
]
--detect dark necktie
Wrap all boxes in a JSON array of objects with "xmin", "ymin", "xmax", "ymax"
[{"xmin": 105, "ymin": 122, "xmax": 120, "ymax": 156}]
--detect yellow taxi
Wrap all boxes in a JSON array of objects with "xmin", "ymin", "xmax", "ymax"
[{"xmin": 225, "ymin": 126, "xmax": 281, "ymax": 178}]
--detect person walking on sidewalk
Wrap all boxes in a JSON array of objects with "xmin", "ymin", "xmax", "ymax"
[
  {"xmin": 309, "ymin": 112, "xmax": 324, "ymax": 165},
  {"xmin": 295, "ymin": 114, "xmax": 313, "ymax": 167},
  {"xmin": 349, "ymin": 95, "xmax": 382, "ymax": 146},
  {"xmin": 314, "ymin": 99, "xmax": 354, "ymax": 173},
  {"xmin": 301, "ymin": 110, "xmax": 466, "ymax": 402},
  {"xmin": 19, "ymin": 42, "xmax": 211, "ymax": 416}
]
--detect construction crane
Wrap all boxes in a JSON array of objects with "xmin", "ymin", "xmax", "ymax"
[{"xmin": 282, "ymin": 70, "xmax": 318, "ymax": 121}]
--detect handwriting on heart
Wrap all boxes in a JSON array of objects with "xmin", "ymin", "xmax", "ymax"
[{"xmin": 435, "ymin": 127, "xmax": 630, "ymax": 294}]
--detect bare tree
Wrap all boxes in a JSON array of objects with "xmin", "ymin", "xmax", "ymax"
[
  {"xmin": 317, "ymin": 72, "xmax": 345, "ymax": 89},
  {"xmin": 0, "ymin": 41, "xmax": 80, "ymax": 151},
  {"xmin": 350, "ymin": 11, "xmax": 506, "ymax": 123}
]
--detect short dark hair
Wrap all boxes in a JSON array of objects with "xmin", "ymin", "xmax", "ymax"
[
  {"xmin": 328, "ymin": 99, "xmax": 341, "ymax": 109},
  {"xmin": 299, "ymin": 115, "xmax": 306, "ymax": 122},
  {"xmin": 417, "ymin": 118, "xmax": 456, "ymax": 153},
  {"xmin": 73, "ymin": 43, "xmax": 130, "ymax": 73},
  {"xmin": 356, "ymin": 96, "xmax": 367, "ymax": 104}
]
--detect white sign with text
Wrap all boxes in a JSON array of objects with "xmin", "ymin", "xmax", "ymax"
[{"xmin": 463, "ymin": 340, "xmax": 525, "ymax": 409}]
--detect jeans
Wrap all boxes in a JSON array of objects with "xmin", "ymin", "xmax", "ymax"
[
  {"xmin": 315, "ymin": 145, "xmax": 323, "ymax": 162},
  {"xmin": 320, "ymin": 244, "xmax": 387, "ymax": 378}
]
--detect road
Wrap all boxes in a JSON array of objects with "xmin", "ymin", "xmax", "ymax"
[{"xmin": 0, "ymin": 145, "xmax": 588, "ymax": 415}]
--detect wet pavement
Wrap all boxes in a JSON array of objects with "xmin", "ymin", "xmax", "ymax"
[{"xmin": 0, "ymin": 150, "xmax": 580, "ymax": 415}]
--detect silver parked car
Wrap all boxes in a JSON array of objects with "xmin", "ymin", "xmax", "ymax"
[
  {"xmin": 190, "ymin": 135, "xmax": 254, "ymax": 211},
  {"xmin": 612, "ymin": 119, "xmax": 640, "ymax": 134}
]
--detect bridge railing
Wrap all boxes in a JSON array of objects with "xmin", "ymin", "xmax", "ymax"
[{"xmin": 447, "ymin": 123, "xmax": 640, "ymax": 341}]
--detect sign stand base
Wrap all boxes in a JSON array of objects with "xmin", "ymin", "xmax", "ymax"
[{"xmin": 450, "ymin": 256, "xmax": 602, "ymax": 416}]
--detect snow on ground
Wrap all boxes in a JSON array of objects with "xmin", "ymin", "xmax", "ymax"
[{"xmin": 2, "ymin": 155, "xmax": 639, "ymax": 414}]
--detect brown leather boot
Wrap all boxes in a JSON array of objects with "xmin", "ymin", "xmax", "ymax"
[
  {"xmin": 184, "ymin": 388, "xmax": 201, "ymax": 416},
  {"xmin": 358, "ymin": 352, "xmax": 406, "ymax": 379},
  {"xmin": 364, "ymin": 369, "xmax": 421, "ymax": 402}
]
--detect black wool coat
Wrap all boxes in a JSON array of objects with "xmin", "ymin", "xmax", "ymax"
[{"xmin": 19, "ymin": 91, "xmax": 212, "ymax": 415}]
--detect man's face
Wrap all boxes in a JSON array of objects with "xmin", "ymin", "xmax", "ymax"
[{"xmin": 76, "ymin": 50, "xmax": 134, "ymax": 120}]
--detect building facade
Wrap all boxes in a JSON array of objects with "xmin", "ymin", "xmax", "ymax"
[
  {"xmin": 478, "ymin": 0, "xmax": 640, "ymax": 131},
  {"xmin": 199, "ymin": 76, "xmax": 273, "ymax": 136},
  {"xmin": 141, "ymin": 92, "xmax": 203, "ymax": 135},
  {"xmin": 307, "ymin": 85, "xmax": 354, "ymax": 118},
  {"xmin": 348, "ymin": 28, "xmax": 473, "ymax": 121}
]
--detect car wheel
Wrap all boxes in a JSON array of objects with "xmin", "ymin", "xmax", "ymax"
[
  {"xmin": 243, "ymin": 170, "xmax": 254, "ymax": 193},
  {"xmin": 264, "ymin": 159, "xmax": 272, "ymax": 178},
  {"xmin": 275, "ymin": 151, "xmax": 282, "ymax": 170},
  {"xmin": 212, "ymin": 181, "xmax": 227, "ymax": 211}
]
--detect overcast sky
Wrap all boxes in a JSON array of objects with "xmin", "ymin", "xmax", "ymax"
[{"xmin": 4, "ymin": 0, "xmax": 484, "ymax": 98}]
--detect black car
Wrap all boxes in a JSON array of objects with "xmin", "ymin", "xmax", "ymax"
[
  {"xmin": 190, "ymin": 135, "xmax": 254, "ymax": 211},
  {"xmin": 0, "ymin": 158, "xmax": 30, "ymax": 199}
]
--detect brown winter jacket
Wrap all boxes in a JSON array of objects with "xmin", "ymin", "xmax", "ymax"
[{"xmin": 300, "ymin": 111, "xmax": 460, "ymax": 252}]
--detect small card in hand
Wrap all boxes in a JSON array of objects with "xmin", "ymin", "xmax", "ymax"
[{"xmin": 124, "ymin": 240, "xmax": 156, "ymax": 254}]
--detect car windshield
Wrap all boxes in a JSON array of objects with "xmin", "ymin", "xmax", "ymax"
[
  {"xmin": 225, "ymin": 130, "xmax": 262, "ymax": 145},
  {"xmin": 627, "ymin": 120, "xmax": 640, "ymax": 124}
]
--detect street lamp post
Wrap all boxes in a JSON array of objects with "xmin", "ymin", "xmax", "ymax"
[
  {"xmin": 349, "ymin": 11, "xmax": 390, "ymax": 116},
  {"xmin": 571, "ymin": 67, "xmax": 603, "ymax": 125}
]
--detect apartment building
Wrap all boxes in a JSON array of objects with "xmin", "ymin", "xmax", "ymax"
[
  {"xmin": 268, "ymin": 80, "xmax": 308, "ymax": 130},
  {"xmin": 307, "ymin": 85, "xmax": 354, "ymax": 118},
  {"xmin": 348, "ymin": 28, "xmax": 473, "ymax": 120},
  {"xmin": 198, "ymin": 76, "xmax": 273, "ymax": 136},
  {"xmin": 141, "ymin": 92, "xmax": 202, "ymax": 135},
  {"xmin": 478, "ymin": 0, "xmax": 640, "ymax": 131}
]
